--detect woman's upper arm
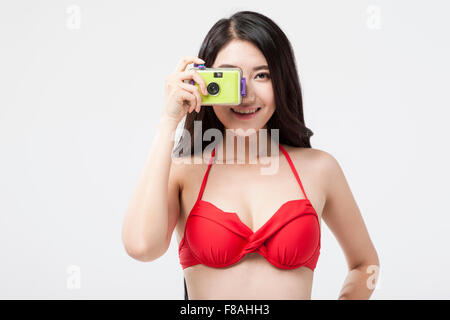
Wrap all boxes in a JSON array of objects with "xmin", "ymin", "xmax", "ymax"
[
  {"xmin": 320, "ymin": 151, "xmax": 380, "ymax": 270},
  {"xmin": 165, "ymin": 158, "xmax": 182, "ymax": 245}
]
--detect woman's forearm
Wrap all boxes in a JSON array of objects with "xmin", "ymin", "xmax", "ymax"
[{"xmin": 338, "ymin": 263, "xmax": 380, "ymax": 300}]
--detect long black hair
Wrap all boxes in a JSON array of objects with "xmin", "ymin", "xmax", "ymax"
[{"xmin": 178, "ymin": 10, "xmax": 314, "ymax": 300}]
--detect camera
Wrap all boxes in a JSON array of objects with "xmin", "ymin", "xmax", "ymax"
[{"xmin": 184, "ymin": 64, "xmax": 246, "ymax": 105}]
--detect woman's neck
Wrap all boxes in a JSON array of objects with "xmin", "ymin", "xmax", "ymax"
[{"xmin": 212, "ymin": 128, "xmax": 279, "ymax": 164}]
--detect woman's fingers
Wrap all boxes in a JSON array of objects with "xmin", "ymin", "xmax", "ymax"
[
  {"xmin": 162, "ymin": 55, "xmax": 207, "ymax": 121},
  {"xmin": 178, "ymin": 69, "xmax": 208, "ymax": 96},
  {"xmin": 178, "ymin": 90, "xmax": 197, "ymax": 113},
  {"xmin": 178, "ymin": 82, "xmax": 202, "ymax": 113},
  {"xmin": 175, "ymin": 56, "xmax": 205, "ymax": 73}
]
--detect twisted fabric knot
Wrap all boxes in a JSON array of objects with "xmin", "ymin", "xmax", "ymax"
[{"xmin": 243, "ymin": 239, "xmax": 265, "ymax": 253}]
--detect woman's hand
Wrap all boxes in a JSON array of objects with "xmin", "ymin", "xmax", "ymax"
[{"xmin": 162, "ymin": 56, "xmax": 209, "ymax": 124}]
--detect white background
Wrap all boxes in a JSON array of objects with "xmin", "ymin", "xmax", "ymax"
[{"xmin": 1, "ymin": 0, "xmax": 449, "ymax": 299}]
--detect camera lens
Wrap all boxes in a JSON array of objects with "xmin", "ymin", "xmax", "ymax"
[{"xmin": 207, "ymin": 82, "xmax": 220, "ymax": 95}]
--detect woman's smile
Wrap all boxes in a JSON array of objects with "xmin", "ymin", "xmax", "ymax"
[{"xmin": 230, "ymin": 106, "xmax": 262, "ymax": 119}]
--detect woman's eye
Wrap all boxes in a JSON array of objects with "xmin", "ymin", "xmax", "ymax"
[{"xmin": 255, "ymin": 72, "xmax": 270, "ymax": 79}]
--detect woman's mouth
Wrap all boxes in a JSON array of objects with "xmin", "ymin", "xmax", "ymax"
[{"xmin": 230, "ymin": 107, "xmax": 262, "ymax": 119}]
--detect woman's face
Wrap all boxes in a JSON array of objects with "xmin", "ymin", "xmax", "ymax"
[{"xmin": 211, "ymin": 40, "xmax": 275, "ymax": 134}]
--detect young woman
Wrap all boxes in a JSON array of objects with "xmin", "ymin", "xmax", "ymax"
[{"xmin": 122, "ymin": 11, "xmax": 380, "ymax": 300}]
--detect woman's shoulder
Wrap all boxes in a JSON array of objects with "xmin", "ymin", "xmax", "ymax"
[
  {"xmin": 281, "ymin": 144, "xmax": 341, "ymax": 176},
  {"xmin": 281, "ymin": 144, "xmax": 331, "ymax": 159},
  {"xmin": 282, "ymin": 145, "xmax": 344, "ymax": 205}
]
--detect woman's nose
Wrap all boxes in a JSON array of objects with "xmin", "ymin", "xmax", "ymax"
[{"xmin": 241, "ymin": 82, "xmax": 255, "ymax": 104}]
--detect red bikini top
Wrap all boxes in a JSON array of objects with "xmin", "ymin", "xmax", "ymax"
[{"xmin": 178, "ymin": 144, "xmax": 321, "ymax": 271}]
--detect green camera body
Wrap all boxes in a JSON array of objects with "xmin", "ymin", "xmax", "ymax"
[{"xmin": 184, "ymin": 64, "xmax": 246, "ymax": 105}]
